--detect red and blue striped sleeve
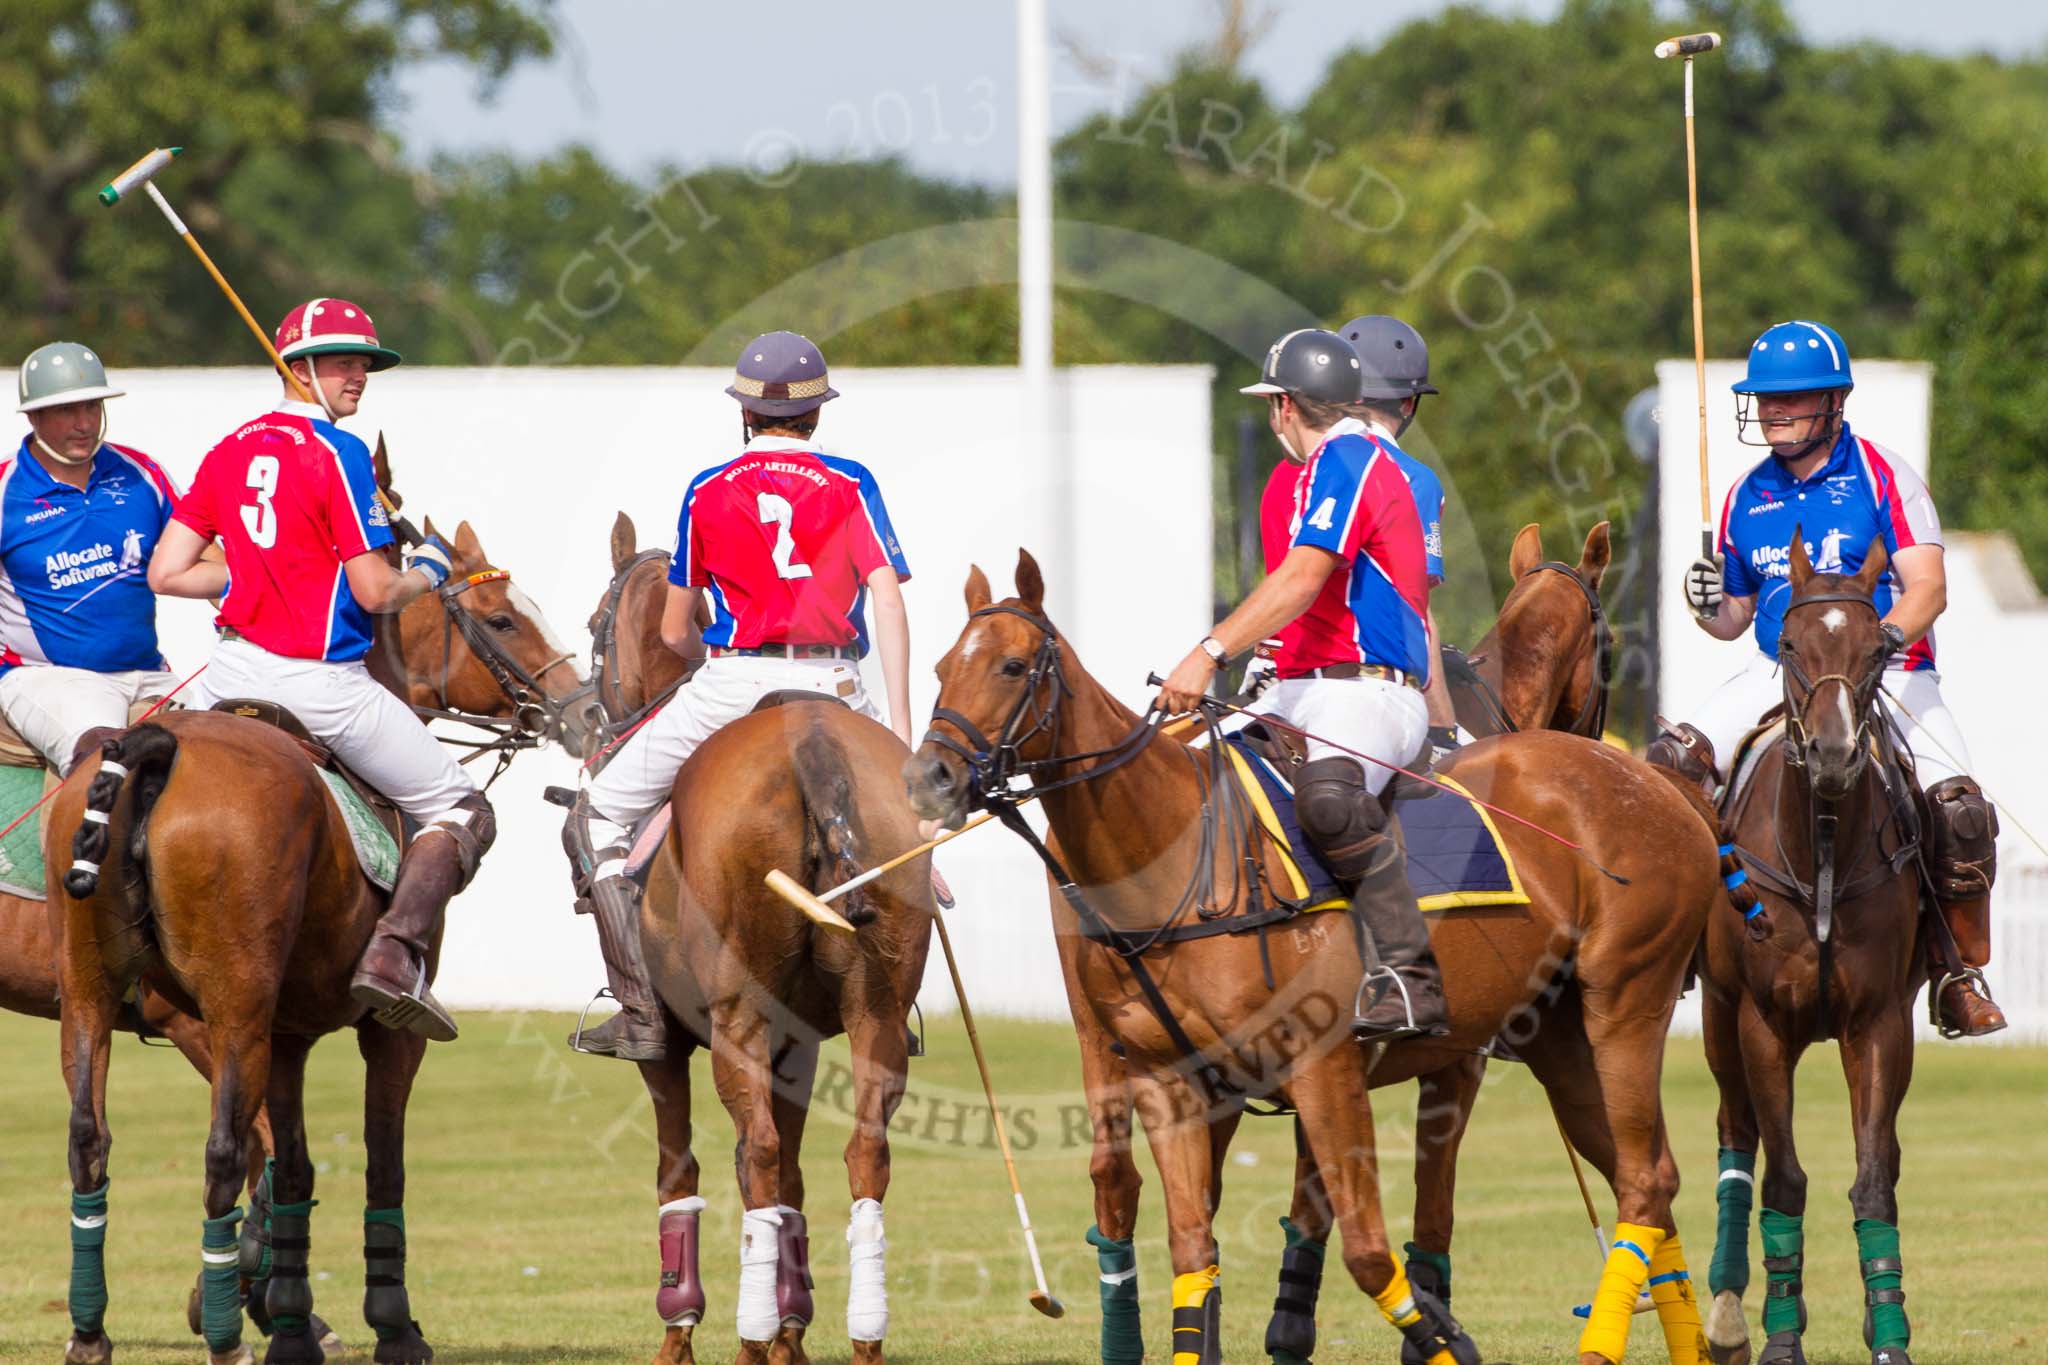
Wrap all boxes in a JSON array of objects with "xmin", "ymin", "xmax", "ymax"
[
  {"xmin": 323, "ymin": 432, "xmax": 395, "ymax": 559},
  {"xmin": 1290, "ymin": 435, "xmax": 1373, "ymax": 558},
  {"xmin": 670, "ymin": 465, "xmax": 724, "ymax": 589},
  {"xmin": 1718, "ymin": 478, "xmax": 1759, "ymax": 598},
  {"xmin": 1858, "ymin": 439, "xmax": 1941, "ymax": 553}
]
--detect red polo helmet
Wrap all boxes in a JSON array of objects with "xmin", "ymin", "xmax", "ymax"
[{"xmin": 274, "ymin": 298, "xmax": 402, "ymax": 372}]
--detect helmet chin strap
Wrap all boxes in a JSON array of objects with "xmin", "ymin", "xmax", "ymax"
[{"xmin": 31, "ymin": 407, "xmax": 106, "ymax": 467}]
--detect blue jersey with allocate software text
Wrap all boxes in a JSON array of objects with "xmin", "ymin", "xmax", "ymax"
[
  {"xmin": 1717, "ymin": 424, "xmax": 1941, "ymax": 669},
  {"xmin": 0, "ymin": 439, "xmax": 180, "ymax": 677}
]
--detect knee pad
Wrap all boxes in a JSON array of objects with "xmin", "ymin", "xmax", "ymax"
[
  {"xmin": 1646, "ymin": 723, "xmax": 1719, "ymax": 791},
  {"xmin": 431, "ymin": 790, "xmax": 496, "ymax": 889},
  {"xmin": 1925, "ymin": 776, "xmax": 1997, "ymax": 899},
  {"xmin": 1296, "ymin": 757, "xmax": 1388, "ymax": 879}
]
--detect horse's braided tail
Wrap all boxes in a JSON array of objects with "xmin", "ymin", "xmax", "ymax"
[
  {"xmin": 792, "ymin": 719, "xmax": 878, "ymax": 927},
  {"xmin": 64, "ymin": 724, "xmax": 180, "ymax": 899}
]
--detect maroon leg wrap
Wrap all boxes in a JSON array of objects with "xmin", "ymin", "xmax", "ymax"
[
  {"xmin": 656, "ymin": 1198, "xmax": 705, "ymax": 1327},
  {"xmin": 776, "ymin": 1208, "xmax": 815, "ymax": 1327}
]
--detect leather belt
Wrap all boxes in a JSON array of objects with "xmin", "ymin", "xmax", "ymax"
[
  {"xmin": 1279, "ymin": 662, "xmax": 1422, "ymax": 690},
  {"xmin": 707, "ymin": 643, "xmax": 855, "ymax": 660}
]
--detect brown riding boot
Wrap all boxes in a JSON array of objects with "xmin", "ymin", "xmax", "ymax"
[
  {"xmin": 1925, "ymin": 776, "xmax": 2005, "ymax": 1038},
  {"xmin": 572, "ymin": 877, "xmax": 668, "ymax": 1061},
  {"xmin": 1930, "ymin": 893, "xmax": 2005, "ymax": 1037},
  {"xmin": 1645, "ymin": 722, "xmax": 1719, "ymax": 795},
  {"xmin": 349, "ymin": 831, "xmax": 463, "ymax": 1043}
]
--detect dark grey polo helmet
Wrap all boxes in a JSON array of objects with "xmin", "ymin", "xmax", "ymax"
[
  {"xmin": 1337, "ymin": 315, "xmax": 1438, "ymax": 400},
  {"xmin": 1238, "ymin": 328, "xmax": 1363, "ymax": 405},
  {"xmin": 724, "ymin": 331, "xmax": 840, "ymax": 417}
]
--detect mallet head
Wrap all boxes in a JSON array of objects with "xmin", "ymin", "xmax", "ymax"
[
  {"xmin": 1655, "ymin": 32, "xmax": 1722, "ymax": 59},
  {"xmin": 1029, "ymin": 1289, "xmax": 1066, "ymax": 1318},
  {"xmin": 98, "ymin": 147, "xmax": 181, "ymax": 206},
  {"xmin": 763, "ymin": 869, "xmax": 857, "ymax": 934}
]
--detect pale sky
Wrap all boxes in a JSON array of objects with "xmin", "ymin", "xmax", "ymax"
[{"xmin": 393, "ymin": 0, "xmax": 2047, "ymax": 184}]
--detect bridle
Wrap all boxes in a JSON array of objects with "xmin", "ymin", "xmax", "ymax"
[
  {"xmin": 410, "ymin": 567, "xmax": 589, "ymax": 785},
  {"xmin": 1448, "ymin": 560, "xmax": 1611, "ymax": 740},
  {"xmin": 581, "ymin": 549, "xmax": 689, "ymax": 763},
  {"xmin": 1775, "ymin": 587, "xmax": 1887, "ymax": 780}
]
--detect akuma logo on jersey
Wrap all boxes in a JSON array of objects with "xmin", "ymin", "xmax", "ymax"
[
  {"xmin": 24, "ymin": 502, "xmax": 65, "ymax": 525},
  {"xmin": 1745, "ymin": 497, "xmax": 1785, "ymax": 516}
]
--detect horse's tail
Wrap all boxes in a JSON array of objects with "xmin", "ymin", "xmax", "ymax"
[
  {"xmin": 791, "ymin": 716, "xmax": 880, "ymax": 927},
  {"xmin": 64, "ymin": 724, "xmax": 180, "ymax": 899},
  {"xmin": 1648, "ymin": 763, "xmax": 1763, "ymax": 923}
]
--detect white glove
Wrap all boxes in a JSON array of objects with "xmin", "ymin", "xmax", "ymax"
[
  {"xmin": 406, "ymin": 534, "xmax": 454, "ymax": 589},
  {"xmin": 1683, "ymin": 554, "xmax": 1724, "ymax": 619},
  {"xmin": 1239, "ymin": 640, "xmax": 1282, "ymax": 702}
]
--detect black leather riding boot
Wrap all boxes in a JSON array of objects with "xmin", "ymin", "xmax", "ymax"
[
  {"xmin": 577, "ymin": 878, "xmax": 668, "ymax": 1061},
  {"xmin": 349, "ymin": 832, "xmax": 462, "ymax": 1042},
  {"xmin": 1349, "ymin": 837, "xmax": 1451, "ymax": 1042}
]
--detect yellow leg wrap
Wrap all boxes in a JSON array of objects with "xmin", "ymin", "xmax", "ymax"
[
  {"xmin": 1371, "ymin": 1262, "xmax": 1425, "ymax": 1329},
  {"xmin": 1171, "ymin": 1265, "xmax": 1220, "ymax": 1365},
  {"xmin": 1576, "ymin": 1222, "xmax": 1664, "ymax": 1364},
  {"xmin": 1647, "ymin": 1234, "xmax": 1708, "ymax": 1365}
]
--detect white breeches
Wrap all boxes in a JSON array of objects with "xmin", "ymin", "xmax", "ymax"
[
  {"xmin": 1688, "ymin": 651, "xmax": 1973, "ymax": 786},
  {"xmin": 0, "ymin": 664, "xmax": 181, "ymax": 774},
  {"xmin": 189, "ymin": 636, "xmax": 476, "ymax": 823},
  {"xmin": 1247, "ymin": 675, "xmax": 1430, "ymax": 796},
  {"xmin": 585, "ymin": 654, "xmax": 878, "ymax": 828}
]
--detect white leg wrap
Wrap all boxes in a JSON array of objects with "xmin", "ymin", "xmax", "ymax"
[
  {"xmin": 846, "ymin": 1196, "xmax": 888, "ymax": 1342},
  {"xmin": 736, "ymin": 1206, "xmax": 783, "ymax": 1343}
]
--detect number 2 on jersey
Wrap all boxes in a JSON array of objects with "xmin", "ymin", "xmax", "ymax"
[
  {"xmin": 756, "ymin": 492, "xmax": 814, "ymax": 580},
  {"xmin": 242, "ymin": 455, "xmax": 281, "ymax": 549}
]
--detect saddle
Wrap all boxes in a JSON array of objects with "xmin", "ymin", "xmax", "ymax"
[
  {"xmin": 1232, "ymin": 717, "xmax": 1442, "ymax": 804},
  {"xmin": 209, "ymin": 699, "xmax": 410, "ymax": 853},
  {"xmin": 751, "ymin": 688, "xmax": 848, "ymax": 713}
]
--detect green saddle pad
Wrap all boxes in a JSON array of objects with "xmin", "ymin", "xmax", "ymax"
[
  {"xmin": 317, "ymin": 768, "xmax": 399, "ymax": 891},
  {"xmin": 0, "ymin": 762, "xmax": 48, "ymax": 898}
]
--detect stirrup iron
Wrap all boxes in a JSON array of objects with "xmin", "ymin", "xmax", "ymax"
[{"xmin": 569, "ymin": 988, "xmax": 619, "ymax": 1055}]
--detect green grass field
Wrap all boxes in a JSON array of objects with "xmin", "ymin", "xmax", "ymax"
[{"xmin": 1, "ymin": 1010, "xmax": 2042, "ymax": 1364}]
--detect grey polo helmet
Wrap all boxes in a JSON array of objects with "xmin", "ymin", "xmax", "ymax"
[
  {"xmin": 1336, "ymin": 315, "xmax": 1438, "ymax": 400},
  {"xmin": 725, "ymin": 331, "xmax": 840, "ymax": 417},
  {"xmin": 18, "ymin": 342, "xmax": 125, "ymax": 413},
  {"xmin": 1239, "ymin": 328, "xmax": 1363, "ymax": 405}
]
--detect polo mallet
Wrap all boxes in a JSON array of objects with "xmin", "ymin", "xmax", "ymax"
[
  {"xmin": 99, "ymin": 146, "xmax": 422, "ymax": 546},
  {"xmin": 763, "ymin": 808, "xmax": 1065, "ymax": 1318},
  {"xmin": 1560, "ymin": 1106, "xmax": 1655, "ymax": 1318},
  {"xmin": 1656, "ymin": 32, "xmax": 1723, "ymax": 615}
]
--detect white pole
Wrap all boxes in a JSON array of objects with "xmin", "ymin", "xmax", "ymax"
[{"xmin": 1017, "ymin": 0, "xmax": 1066, "ymax": 582}]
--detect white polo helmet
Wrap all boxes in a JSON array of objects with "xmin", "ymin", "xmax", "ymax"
[{"xmin": 18, "ymin": 342, "xmax": 125, "ymax": 413}]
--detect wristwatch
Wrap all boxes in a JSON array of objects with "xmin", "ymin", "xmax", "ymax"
[{"xmin": 1197, "ymin": 636, "xmax": 1229, "ymax": 667}]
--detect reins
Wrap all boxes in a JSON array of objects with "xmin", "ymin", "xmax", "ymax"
[
  {"xmin": 413, "ymin": 568, "xmax": 584, "ymax": 788},
  {"xmin": 581, "ymin": 550, "xmax": 689, "ymax": 766}
]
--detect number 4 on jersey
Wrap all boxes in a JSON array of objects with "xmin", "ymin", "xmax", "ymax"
[
  {"xmin": 756, "ymin": 492, "xmax": 814, "ymax": 580},
  {"xmin": 1305, "ymin": 496, "xmax": 1337, "ymax": 533}
]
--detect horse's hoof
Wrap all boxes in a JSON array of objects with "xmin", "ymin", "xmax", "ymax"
[
  {"xmin": 767, "ymin": 1324, "xmax": 811, "ymax": 1365},
  {"xmin": 649, "ymin": 1324, "xmax": 696, "ymax": 1365},
  {"xmin": 1756, "ymin": 1332, "xmax": 1807, "ymax": 1365},
  {"xmin": 261, "ymin": 1326, "xmax": 325, "ymax": 1365},
  {"xmin": 849, "ymin": 1342, "xmax": 886, "ymax": 1365},
  {"xmin": 210, "ymin": 1346, "xmax": 256, "ymax": 1365},
  {"xmin": 372, "ymin": 1324, "xmax": 435, "ymax": 1365},
  {"xmin": 1706, "ymin": 1289, "xmax": 1753, "ymax": 1365},
  {"xmin": 733, "ymin": 1340, "xmax": 773, "ymax": 1365},
  {"xmin": 63, "ymin": 1331, "xmax": 113, "ymax": 1365},
  {"xmin": 307, "ymin": 1314, "xmax": 343, "ymax": 1354}
]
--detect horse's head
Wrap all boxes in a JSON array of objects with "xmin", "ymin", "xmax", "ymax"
[
  {"xmin": 395, "ymin": 516, "xmax": 602, "ymax": 757},
  {"xmin": 1488, "ymin": 521, "xmax": 1611, "ymax": 734},
  {"xmin": 1779, "ymin": 529, "xmax": 1890, "ymax": 800},
  {"xmin": 904, "ymin": 549, "xmax": 1062, "ymax": 829},
  {"xmin": 584, "ymin": 511, "xmax": 690, "ymax": 737}
]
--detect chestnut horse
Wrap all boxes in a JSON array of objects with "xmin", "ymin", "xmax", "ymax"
[
  {"xmin": 581, "ymin": 515, "xmax": 933, "ymax": 1365},
  {"xmin": 906, "ymin": 552, "xmax": 1719, "ymax": 1365},
  {"xmin": 43, "ymin": 517, "xmax": 589, "ymax": 1365},
  {"xmin": 1699, "ymin": 540, "xmax": 1928, "ymax": 1365}
]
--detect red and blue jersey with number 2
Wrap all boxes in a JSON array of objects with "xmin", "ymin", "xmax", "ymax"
[
  {"xmin": 672, "ymin": 438, "xmax": 905, "ymax": 650},
  {"xmin": 1266, "ymin": 429, "xmax": 1431, "ymax": 680},
  {"xmin": 174, "ymin": 401, "xmax": 394, "ymax": 662}
]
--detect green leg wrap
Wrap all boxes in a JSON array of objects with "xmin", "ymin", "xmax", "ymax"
[
  {"xmin": 241, "ymin": 1158, "xmax": 275, "ymax": 1280},
  {"xmin": 68, "ymin": 1183, "xmax": 110, "ymax": 1336},
  {"xmin": 1710, "ymin": 1148, "xmax": 1756, "ymax": 1296},
  {"xmin": 1854, "ymin": 1218, "xmax": 1909, "ymax": 1351},
  {"xmin": 365, "ymin": 1206, "xmax": 416, "ymax": 1345},
  {"xmin": 1266, "ymin": 1216, "xmax": 1327, "ymax": 1363},
  {"xmin": 201, "ymin": 1209, "xmax": 246, "ymax": 1354},
  {"xmin": 1758, "ymin": 1208, "xmax": 1805, "ymax": 1338},
  {"xmin": 1404, "ymin": 1241, "xmax": 1453, "ymax": 1308},
  {"xmin": 1086, "ymin": 1224, "xmax": 1143, "ymax": 1365},
  {"xmin": 264, "ymin": 1198, "xmax": 317, "ymax": 1337}
]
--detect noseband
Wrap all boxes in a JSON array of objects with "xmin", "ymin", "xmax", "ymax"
[
  {"xmin": 1776, "ymin": 588, "xmax": 1885, "ymax": 776},
  {"xmin": 414, "ymin": 568, "xmax": 587, "ymax": 781},
  {"xmin": 1453, "ymin": 560, "xmax": 1612, "ymax": 739}
]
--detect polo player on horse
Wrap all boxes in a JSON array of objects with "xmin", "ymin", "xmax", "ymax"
[
  {"xmin": 149, "ymin": 297, "xmax": 496, "ymax": 1043},
  {"xmin": 2, "ymin": 343, "xmax": 188, "ymax": 772},
  {"xmin": 1650, "ymin": 319, "xmax": 2004, "ymax": 1037},
  {"xmin": 1156, "ymin": 327, "xmax": 1447, "ymax": 1041},
  {"xmin": 560, "ymin": 330, "xmax": 916, "ymax": 1062}
]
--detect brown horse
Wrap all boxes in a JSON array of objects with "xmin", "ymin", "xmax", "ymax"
[
  {"xmin": 905, "ymin": 551, "xmax": 1719, "ymax": 1365},
  {"xmin": 1699, "ymin": 540, "xmax": 1926, "ymax": 1365},
  {"xmin": 43, "ymin": 516, "xmax": 588, "ymax": 1365},
  {"xmin": 579, "ymin": 517, "xmax": 933, "ymax": 1365}
]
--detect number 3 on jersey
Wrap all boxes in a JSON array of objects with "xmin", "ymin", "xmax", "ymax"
[
  {"xmin": 242, "ymin": 455, "xmax": 281, "ymax": 549},
  {"xmin": 756, "ymin": 492, "xmax": 814, "ymax": 580}
]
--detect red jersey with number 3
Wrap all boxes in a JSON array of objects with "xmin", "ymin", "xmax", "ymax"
[
  {"xmin": 173, "ymin": 401, "xmax": 395, "ymax": 662},
  {"xmin": 670, "ymin": 437, "xmax": 891, "ymax": 648}
]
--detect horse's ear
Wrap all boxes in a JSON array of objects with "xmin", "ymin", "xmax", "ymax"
[
  {"xmin": 964, "ymin": 564, "xmax": 993, "ymax": 613},
  {"xmin": 1853, "ymin": 536, "xmax": 1889, "ymax": 593},
  {"xmin": 610, "ymin": 511, "xmax": 637, "ymax": 573},
  {"xmin": 421, "ymin": 514, "xmax": 442, "ymax": 542},
  {"xmin": 373, "ymin": 432, "xmax": 396, "ymax": 498},
  {"xmin": 1015, "ymin": 548, "xmax": 1045, "ymax": 613},
  {"xmin": 454, "ymin": 520, "xmax": 484, "ymax": 565},
  {"xmin": 1577, "ymin": 521, "xmax": 1612, "ymax": 591},
  {"xmin": 1509, "ymin": 523, "xmax": 1544, "ymax": 579},
  {"xmin": 1788, "ymin": 525, "xmax": 1813, "ymax": 590}
]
